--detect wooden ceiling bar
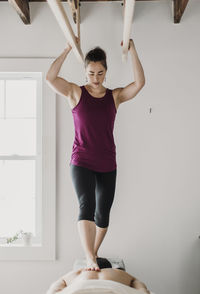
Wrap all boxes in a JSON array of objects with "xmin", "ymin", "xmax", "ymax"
[
  {"xmin": 174, "ymin": 0, "xmax": 189, "ymax": 23},
  {"xmin": 76, "ymin": 0, "xmax": 81, "ymax": 41},
  {"xmin": 68, "ymin": 0, "xmax": 78, "ymax": 24},
  {"xmin": 67, "ymin": 0, "xmax": 81, "ymax": 41},
  {"xmin": 46, "ymin": 0, "xmax": 84, "ymax": 63},
  {"xmin": 1, "ymin": 0, "xmax": 190, "ymax": 24},
  {"xmin": 0, "ymin": 0, "xmax": 156, "ymax": 2},
  {"xmin": 8, "ymin": 0, "xmax": 30, "ymax": 24},
  {"xmin": 122, "ymin": 0, "xmax": 135, "ymax": 62}
]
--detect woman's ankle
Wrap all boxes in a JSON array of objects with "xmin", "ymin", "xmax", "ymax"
[{"xmin": 86, "ymin": 253, "xmax": 96, "ymax": 261}]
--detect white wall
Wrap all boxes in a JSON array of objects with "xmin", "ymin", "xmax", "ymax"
[{"xmin": 0, "ymin": 1, "xmax": 200, "ymax": 294}]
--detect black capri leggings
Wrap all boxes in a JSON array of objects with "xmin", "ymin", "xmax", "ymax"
[{"xmin": 70, "ymin": 164, "xmax": 117, "ymax": 228}]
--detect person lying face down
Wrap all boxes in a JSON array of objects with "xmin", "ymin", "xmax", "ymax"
[{"xmin": 46, "ymin": 258, "xmax": 150, "ymax": 294}]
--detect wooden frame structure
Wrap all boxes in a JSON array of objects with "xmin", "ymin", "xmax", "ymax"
[
  {"xmin": 174, "ymin": 0, "xmax": 189, "ymax": 23},
  {"xmin": 47, "ymin": 0, "xmax": 84, "ymax": 63},
  {"xmin": 5, "ymin": 1, "xmax": 190, "ymax": 26},
  {"xmin": 8, "ymin": 0, "xmax": 30, "ymax": 24},
  {"xmin": 46, "ymin": 0, "xmax": 135, "ymax": 63},
  {"xmin": 64, "ymin": 0, "xmax": 81, "ymax": 43},
  {"xmin": 6, "ymin": 1, "xmax": 190, "ymax": 62}
]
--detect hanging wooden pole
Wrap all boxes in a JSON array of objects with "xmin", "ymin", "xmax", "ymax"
[
  {"xmin": 174, "ymin": 0, "xmax": 189, "ymax": 23},
  {"xmin": 122, "ymin": 0, "xmax": 136, "ymax": 62},
  {"xmin": 76, "ymin": 0, "xmax": 81, "ymax": 41},
  {"xmin": 46, "ymin": 0, "xmax": 84, "ymax": 64},
  {"xmin": 68, "ymin": 0, "xmax": 81, "ymax": 43}
]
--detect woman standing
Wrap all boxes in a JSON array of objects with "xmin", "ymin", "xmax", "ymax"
[{"xmin": 46, "ymin": 38, "xmax": 145, "ymax": 272}]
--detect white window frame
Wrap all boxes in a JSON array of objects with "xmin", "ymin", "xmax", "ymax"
[{"xmin": 0, "ymin": 58, "xmax": 56, "ymax": 260}]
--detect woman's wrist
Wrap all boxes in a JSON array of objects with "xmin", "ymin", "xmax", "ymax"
[{"xmin": 64, "ymin": 47, "xmax": 71, "ymax": 53}]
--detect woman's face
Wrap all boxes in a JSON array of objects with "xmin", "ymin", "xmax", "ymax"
[{"xmin": 85, "ymin": 61, "xmax": 107, "ymax": 87}]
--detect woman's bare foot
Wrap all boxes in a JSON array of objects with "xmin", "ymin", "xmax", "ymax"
[{"xmin": 85, "ymin": 256, "xmax": 100, "ymax": 271}]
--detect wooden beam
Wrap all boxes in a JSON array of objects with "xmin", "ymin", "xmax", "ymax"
[
  {"xmin": 8, "ymin": 0, "xmax": 30, "ymax": 24},
  {"xmin": 174, "ymin": 0, "xmax": 189, "ymax": 23},
  {"xmin": 0, "ymin": 0, "xmax": 157, "ymax": 2},
  {"xmin": 67, "ymin": 0, "xmax": 81, "ymax": 41},
  {"xmin": 76, "ymin": 0, "xmax": 81, "ymax": 41},
  {"xmin": 46, "ymin": 0, "xmax": 84, "ymax": 63},
  {"xmin": 122, "ymin": 0, "xmax": 135, "ymax": 62},
  {"xmin": 68, "ymin": 0, "xmax": 78, "ymax": 24}
]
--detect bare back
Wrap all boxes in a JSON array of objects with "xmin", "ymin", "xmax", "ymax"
[
  {"xmin": 62, "ymin": 268, "xmax": 134, "ymax": 287},
  {"xmin": 48, "ymin": 268, "xmax": 150, "ymax": 294}
]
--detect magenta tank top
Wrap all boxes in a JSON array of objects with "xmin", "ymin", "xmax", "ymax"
[{"xmin": 70, "ymin": 85, "xmax": 117, "ymax": 172}]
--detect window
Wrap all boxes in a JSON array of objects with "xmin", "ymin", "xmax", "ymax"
[{"xmin": 0, "ymin": 59, "xmax": 56, "ymax": 260}]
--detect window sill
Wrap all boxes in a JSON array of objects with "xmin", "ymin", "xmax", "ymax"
[
  {"xmin": 0, "ymin": 243, "xmax": 42, "ymax": 247},
  {"xmin": 0, "ymin": 243, "xmax": 55, "ymax": 260}
]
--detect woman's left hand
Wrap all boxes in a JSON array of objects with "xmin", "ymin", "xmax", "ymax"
[{"xmin": 120, "ymin": 38, "xmax": 135, "ymax": 50}]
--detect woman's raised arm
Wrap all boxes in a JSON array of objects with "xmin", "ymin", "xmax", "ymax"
[
  {"xmin": 46, "ymin": 39, "xmax": 79, "ymax": 98},
  {"xmin": 115, "ymin": 39, "xmax": 145, "ymax": 105}
]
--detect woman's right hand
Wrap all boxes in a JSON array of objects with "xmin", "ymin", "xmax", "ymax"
[
  {"xmin": 65, "ymin": 36, "xmax": 80, "ymax": 51},
  {"xmin": 65, "ymin": 40, "xmax": 72, "ymax": 51}
]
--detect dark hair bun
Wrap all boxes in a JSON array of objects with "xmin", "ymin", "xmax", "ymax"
[{"xmin": 85, "ymin": 47, "xmax": 107, "ymax": 70}]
